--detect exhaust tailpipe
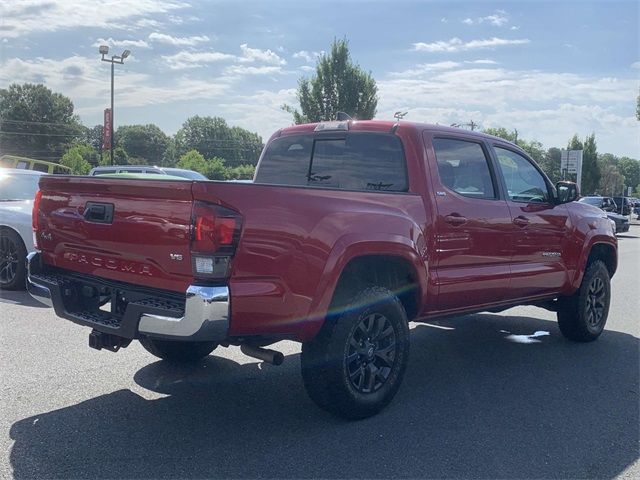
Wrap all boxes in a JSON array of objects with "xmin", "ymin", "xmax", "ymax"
[{"xmin": 241, "ymin": 344, "xmax": 284, "ymax": 366}]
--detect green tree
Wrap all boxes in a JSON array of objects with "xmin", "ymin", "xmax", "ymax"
[
  {"xmin": 177, "ymin": 149, "xmax": 207, "ymax": 173},
  {"xmin": 283, "ymin": 38, "xmax": 378, "ymax": 123},
  {"xmin": 69, "ymin": 143, "xmax": 100, "ymax": 166},
  {"xmin": 177, "ymin": 149, "xmax": 231, "ymax": 180},
  {"xmin": 0, "ymin": 83, "xmax": 83, "ymax": 160},
  {"xmin": 598, "ymin": 163, "xmax": 625, "ymax": 196},
  {"xmin": 99, "ymin": 147, "xmax": 129, "ymax": 166},
  {"xmin": 228, "ymin": 164, "xmax": 255, "ymax": 180},
  {"xmin": 483, "ymin": 127, "xmax": 517, "ymax": 143},
  {"xmin": 60, "ymin": 146, "xmax": 91, "ymax": 174},
  {"xmin": 176, "ymin": 116, "xmax": 263, "ymax": 166},
  {"xmin": 540, "ymin": 147, "xmax": 562, "ymax": 183},
  {"xmin": 116, "ymin": 124, "xmax": 169, "ymax": 165},
  {"xmin": 581, "ymin": 133, "xmax": 600, "ymax": 195},
  {"xmin": 617, "ymin": 157, "xmax": 640, "ymax": 192}
]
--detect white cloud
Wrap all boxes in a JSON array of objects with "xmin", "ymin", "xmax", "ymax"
[
  {"xmin": 510, "ymin": 26, "xmax": 520, "ymax": 31},
  {"xmin": 413, "ymin": 37, "xmax": 530, "ymax": 52},
  {"xmin": 239, "ymin": 44, "xmax": 286, "ymax": 65},
  {"xmin": 440, "ymin": 17, "xmax": 448, "ymax": 23},
  {"xmin": 161, "ymin": 50, "xmax": 236, "ymax": 70},
  {"xmin": 0, "ymin": 0, "xmax": 188, "ymax": 38},
  {"xmin": 94, "ymin": 37, "xmax": 151, "ymax": 49},
  {"xmin": 0, "ymin": 54, "xmax": 232, "ymax": 119},
  {"xmin": 292, "ymin": 50, "xmax": 324, "ymax": 63},
  {"xmin": 300, "ymin": 65, "xmax": 315, "ymax": 72},
  {"xmin": 378, "ymin": 65, "xmax": 639, "ymax": 156},
  {"xmin": 216, "ymin": 88, "xmax": 297, "ymax": 140},
  {"xmin": 462, "ymin": 12, "xmax": 509, "ymax": 27},
  {"xmin": 631, "ymin": 61, "xmax": 640, "ymax": 69},
  {"xmin": 148, "ymin": 32, "xmax": 210, "ymax": 46},
  {"xmin": 466, "ymin": 59, "xmax": 498, "ymax": 65},
  {"xmin": 390, "ymin": 61, "xmax": 461, "ymax": 77},
  {"xmin": 135, "ymin": 18, "xmax": 163, "ymax": 28},
  {"xmin": 223, "ymin": 65, "xmax": 283, "ymax": 76}
]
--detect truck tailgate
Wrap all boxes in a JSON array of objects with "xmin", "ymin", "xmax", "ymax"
[{"xmin": 36, "ymin": 176, "xmax": 195, "ymax": 293}]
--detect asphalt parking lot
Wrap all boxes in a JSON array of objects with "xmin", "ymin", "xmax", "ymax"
[{"xmin": 1, "ymin": 231, "xmax": 639, "ymax": 479}]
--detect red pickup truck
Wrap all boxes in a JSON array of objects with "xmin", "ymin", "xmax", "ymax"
[{"xmin": 27, "ymin": 120, "xmax": 617, "ymax": 419}]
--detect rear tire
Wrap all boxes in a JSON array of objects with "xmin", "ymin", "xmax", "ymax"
[
  {"xmin": 301, "ymin": 286, "xmax": 410, "ymax": 420},
  {"xmin": 557, "ymin": 260, "xmax": 611, "ymax": 342},
  {"xmin": 0, "ymin": 228, "xmax": 27, "ymax": 291},
  {"xmin": 139, "ymin": 337, "xmax": 217, "ymax": 363}
]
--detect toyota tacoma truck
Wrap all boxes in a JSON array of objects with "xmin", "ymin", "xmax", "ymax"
[{"xmin": 27, "ymin": 120, "xmax": 617, "ymax": 419}]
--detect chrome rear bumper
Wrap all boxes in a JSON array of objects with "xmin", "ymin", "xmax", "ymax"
[{"xmin": 26, "ymin": 252, "xmax": 229, "ymax": 342}]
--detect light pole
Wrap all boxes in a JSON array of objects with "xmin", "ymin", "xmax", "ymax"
[{"xmin": 99, "ymin": 45, "xmax": 130, "ymax": 166}]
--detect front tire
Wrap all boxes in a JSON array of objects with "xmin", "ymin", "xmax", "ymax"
[
  {"xmin": 557, "ymin": 260, "xmax": 611, "ymax": 342},
  {"xmin": 301, "ymin": 286, "xmax": 410, "ymax": 420},
  {"xmin": 139, "ymin": 337, "xmax": 217, "ymax": 363},
  {"xmin": 0, "ymin": 228, "xmax": 27, "ymax": 290}
]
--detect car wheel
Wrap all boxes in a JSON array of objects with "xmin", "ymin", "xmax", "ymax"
[
  {"xmin": 0, "ymin": 228, "xmax": 27, "ymax": 290},
  {"xmin": 301, "ymin": 286, "xmax": 410, "ymax": 420},
  {"xmin": 139, "ymin": 337, "xmax": 217, "ymax": 363},
  {"xmin": 557, "ymin": 260, "xmax": 611, "ymax": 342}
]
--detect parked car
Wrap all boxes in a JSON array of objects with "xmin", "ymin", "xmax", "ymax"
[
  {"xmin": 27, "ymin": 120, "xmax": 617, "ymax": 419},
  {"xmin": 0, "ymin": 155, "xmax": 71, "ymax": 174},
  {"xmin": 89, "ymin": 165, "xmax": 206, "ymax": 180},
  {"xmin": 0, "ymin": 168, "xmax": 44, "ymax": 289},
  {"xmin": 578, "ymin": 196, "xmax": 629, "ymax": 233},
  {"xmin": 611, "ymin": 196, "xmax": 631, "ymax": 216}
]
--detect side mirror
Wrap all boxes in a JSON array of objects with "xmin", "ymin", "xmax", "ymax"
[{"xmin": 556, "ymin": 181, "xmax": 579, "ymax": 204}]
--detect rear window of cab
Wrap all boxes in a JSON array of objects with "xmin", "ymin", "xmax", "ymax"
[{"xmin": 255, "ymin": 133, "xmax": 408, "ymax": 192}]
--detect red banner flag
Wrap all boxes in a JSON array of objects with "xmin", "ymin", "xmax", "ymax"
[{"xmin": 103, "ymin": 108, "xmax": 112, "ymax": 150}]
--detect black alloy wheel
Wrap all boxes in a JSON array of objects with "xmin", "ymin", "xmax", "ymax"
[
  {"xmin": 585, "ymin": 276, "xmax": 606, "ymax": 332},
  {"xmin": 557, "ymin": 259, "xmax": 610, "ymax": 342},
  {"xmin": 346, "ymin": 312, "xmax": 397, "ymax": 394},
  {"xmin": 301, "ymin": 286, "xmax": 410, "ymax": 419},
  {"xmin": 0, "ymin": 229, "xmax": 27, "ymax": 290}
]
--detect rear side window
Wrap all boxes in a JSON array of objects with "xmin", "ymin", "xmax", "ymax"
[
  {"xmin": 255, "ymin": 133, "xmax": 407, "ymax": 192},
  {"xmin": 432, "ymin": 138, "xmax": 496, "ymax": 199},
  {"xmin": 32, "ymin": 163, "xmax": 49, "ymax": 173}
]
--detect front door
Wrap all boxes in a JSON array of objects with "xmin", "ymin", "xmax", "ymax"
[
  {"xmin": 424, "ymin": 133, "xmax": 513, "ymax": 312},
  {"xmin": 491, "ymin": 145, "xmax": 571, "ymax": 299}
]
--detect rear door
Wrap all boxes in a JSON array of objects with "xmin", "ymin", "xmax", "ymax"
[
  {"xmin": 423, "ymin": 132, "xmax": 512, "ymax": 312},
  {"xmin": 491, "ymin": 145, "xmax": 571, "ymax": 298}
]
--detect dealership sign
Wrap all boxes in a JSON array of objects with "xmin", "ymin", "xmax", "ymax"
[{"xmin": 103, "ymin": 108, "xmax": 112, "ymax": 149}]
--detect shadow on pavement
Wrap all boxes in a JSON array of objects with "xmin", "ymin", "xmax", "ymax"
[
  {"xmin": 0, "ymin": 289, "xmax": 48, "ymax": 308},
  {"xmin": 10, "ymin": 313, "xmax": 640, "ymax": 479}
]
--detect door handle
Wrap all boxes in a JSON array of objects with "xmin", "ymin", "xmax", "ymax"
[
  {"xmin": 513, "ymin": 215, "xmax": 530, "ymax": 227},
  {"xmin": 84, "ymin": 202, "xmax": 114, "ymax": 224},
  {"xmin": 444, "ymin": 214, "xmax": 467, "ymax": 226}
]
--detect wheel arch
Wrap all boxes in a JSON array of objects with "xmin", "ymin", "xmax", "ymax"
[
  {"xmin": 571, "ymin": 238, "xmax": 617, "ymax": 291},
  {"xmin": 301, "ymin": 235, "xmax": 428, "ymax": 341}
]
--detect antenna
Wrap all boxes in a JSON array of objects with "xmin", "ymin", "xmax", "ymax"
[
  {"xmin": 335, "ymin": 112, "xmax": 353, "ymax": 121},
  {"xmin": 394, "ymin": 111, "xmax": 408, "ymax": 121}
]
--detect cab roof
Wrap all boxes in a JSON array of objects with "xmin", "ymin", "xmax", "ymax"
[{"xmin": 275, "ymin": 119, "xmax": 517, "ymax": 146}]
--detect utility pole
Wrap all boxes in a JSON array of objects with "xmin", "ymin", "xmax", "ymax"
[{"xmin": 99, "ymin": 45, "xmax": 131, "ymax": 166}]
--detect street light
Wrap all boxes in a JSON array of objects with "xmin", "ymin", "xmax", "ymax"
[{"xmin": 99, "ymin": 45, "xmax": 130, "ymax": 165}]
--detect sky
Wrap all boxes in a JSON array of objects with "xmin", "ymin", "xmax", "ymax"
[{"xmin": 0, "ymin": 0, "xmax": 638, "ymax": 157}]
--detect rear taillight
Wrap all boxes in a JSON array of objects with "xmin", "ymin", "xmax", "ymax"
[
  {"xmin": 32, "ymin": 189, "xmax": 42, "ymax": 249},
  {"xmin": 191, "ymin": 201, "xmax": 242, "ymax": 279}
]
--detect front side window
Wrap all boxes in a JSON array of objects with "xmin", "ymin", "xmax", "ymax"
[
  {"xmin": 255, "ymin": 133, "xmax": 408, "ymax": 192},
  {"xmin": 432, "ymin": 138, "xmax": 496, "ymax": 199},
  {"xmin": 494, "ymin": 147, "xmax": 550, "ymax": 203}
]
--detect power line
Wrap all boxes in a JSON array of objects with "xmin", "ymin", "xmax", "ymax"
[{"xmin": 0, "ymin": 119, "xmax": 84, "ymax": 128}]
